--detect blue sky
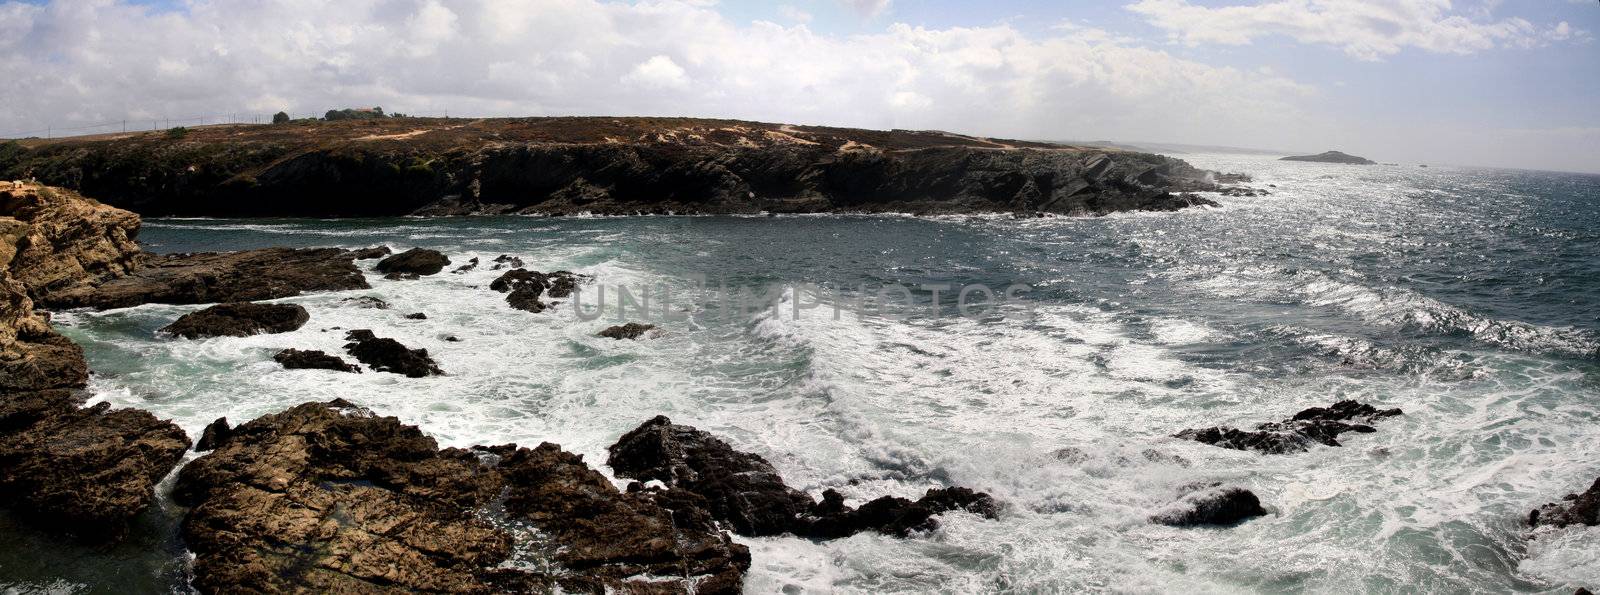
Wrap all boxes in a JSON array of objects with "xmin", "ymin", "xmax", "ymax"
[{"xmin": 1, "ymin": 0, "xmax": 1596, "ymax": 172}]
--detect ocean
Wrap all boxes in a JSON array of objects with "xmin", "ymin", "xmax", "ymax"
[{"xmin": 8, "ymin": 153, "xmax": 1600, "ymax": 593}]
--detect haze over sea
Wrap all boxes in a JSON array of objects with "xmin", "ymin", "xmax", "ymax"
[{"xmin": 9, "ymin": 153, "xmax": 1600, "ymax": 593}]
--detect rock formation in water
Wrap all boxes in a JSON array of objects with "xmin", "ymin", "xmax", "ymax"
[
  {"xmin": 174, "ymin": 399, "xmax": 749, "ymax": 593},
  {"xmin": 0, "ymin": 181, "xmax": 190, "ymax": 541},
  {"xmin": 607, "ymin": 415, "xmax": 999, "ymax": 538},
  {"xmin": 1279, "ymin": 151, "xmax": 1377, "ymax": 165},
  {"xmin": 491, "ymin": 268, "xmax": 584, "ymax": 313},
  {"xmin": 273, "ymin": 348, "xmax": 360, "ymax": 373},
  {"xmin": 1, "ymin": 117, "xmax": 1232, "ymax": 217},
  {"xmin": 160, "ymin": 302, "xmax": 310, "ymax": 339},
  {"xmin": 1530, "ymin": 477, "xmax": 1600, "ymax": 529},
  {"xmin": 598, "ymin": 322, "xmax": 656, "ymax": 340},
  {"xmin": 1175, "ymin": 400, "xmax": 1403, "ymax": 454},
  {"xmin": 39, "ymin": 247, "xmax": 371, "ymax": 311},
  {"xmin": 342, "ymin": 329, "xmax": 443, "ymax": 377},
  {"xmin": 376, "ymin": 247, "xmax": 450, "ymax": 276},
  {"xmin": 1149, "ymin": 483, "xmax": 1268, "ymax": 527}
]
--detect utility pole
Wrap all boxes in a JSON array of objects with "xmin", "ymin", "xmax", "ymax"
[{"xmin": 122, "ymin": 120, "xmax": 126, "ymax": 133}]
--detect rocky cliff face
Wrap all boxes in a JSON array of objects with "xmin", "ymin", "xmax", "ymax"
[
  {"xmin": 0, "ymin": 181, "xmax": 189, "ymax": 540},
  {"xmin": 1, "ymin": 117, "xmax": 1224, "ymax": 217}
]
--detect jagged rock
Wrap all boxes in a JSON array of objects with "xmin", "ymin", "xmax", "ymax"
[
  {"xmin": 41, "ymin": 247, "xmax": 369, "ymax": 311},
  {"xmin": 491, "ymin": 254, "xmax": 524, "ymax": 270},
  {"xmin": 384, "ymin": 272, "xmax": 420, "ymax": 281},
  {"xmin": 376, "ymin": 248, "xmax": 450, "ymax": 276},
  {"xmin": 1149, "ymin": 483, "xmax": 1268, "ymax": 527},
  {"xmin": 598, "ymin": 323, "xmax": 656, "ymax": 340},
  {"xmin": 492, "ymin": 269, "xmax": 584, "ymax": 313},
  {"xmin": 0, "ymin": 390, "xmax": 190, "ymax": 540},
  {"xmin": 1530, "ymin": 477, "xmax": 1600, "ymax": 529},
  {"xmin": 608, "ymin": 415, "xmax": 998, "ymax": 538},
  {"xmin": 347, "ymin": 246, "xmax": 391, "ymax": 260},
  {"xmin": 1174, "ymin": 400, "xmax": 1402, "ymax": 454},
  {"xmin": 0, "ymin": 330, "xmax": 88, "ymax": 393},
  {"xmin": 273, "ymin": 348, "xmax": 360, "ymax": 373},
  {"xmin": 173, "ymin": 399, "xmax": 747, "ymax": 593},
  {"xmin": 342, "ymin": 330, "xmax": 442, "ymax": 377},
  {"xmin": 405, "ymin": 312, "xmax": 427, "ymax": 320},
  {"xmin": 451, "ymin": 258, "xmax": 479, "ymax": 274},
  {"xmin": 159, "ymin": 302, "xmax": 310, "ymax": 339},
  {"xmin": 338, "ymin": 296, "xmax": 389, "ymax": 309},
  {"xmin": 195, "ymin": 417, "xmax": 233, "ymax": 451},
  {"xmin": 0, "ymin": 182, "xmax": 143, "ymax": 303}
]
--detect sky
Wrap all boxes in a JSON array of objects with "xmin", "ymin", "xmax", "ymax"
[{"xmin": 0, "ymin": 0, "xmax": 1596, "ymax": 173}]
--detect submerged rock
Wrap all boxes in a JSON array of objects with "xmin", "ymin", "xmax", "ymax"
[
  {"xmin": 273, "ymin": 348, "xmax": 360, "ymax": 373},
  {"xmin": 376, "ymin": 248, "xmax": 450, "ymax": 276},
  {"xmin": 1530, "ymin": 478, "xmax": 1600, "ymax": 528},
  {"xmin": 492, "ymin": 269, "xmax": 585, "ymax": 313},
  {"xmin": 342, "ymin": 330, "xmax": 443, "ymax": 377},
  {"xmin": 607, "ymin": 415, "xmax": 998, "ymax": 538},
  {"xmin": 1149, "ymin": 483, "xmax": 1268, "ymax": 527},
  {"xmin": 338, "ymin": 295, "xmax": 390, "ymax": 309},
  {"xmin": 159, "ymin": 302, "xmax": 310, "ymax": 339},
  {"xmin": 41, "ymin": 247, "xmax": 370, "ymax": 311},
  {"xmin": 598, "ymin": 323, "xmax": 656, "ymax": 340},
  {"xmin": 451, "ymin": 258, "xmax": 479, "ymax": 274},
  {"xmin": 491, "ymin": 254, "xmax": 524, "ymax": 270},
  {"xmin": 174, "ymin": 399, "xmax": 748, "ymax": 593},
  {"xmin": 405, "ymin": 312, "xmax": 428, "ymax": 320},
  {"xmin": 1174, "ymin": 400, "xmax": 1402, "ymax": 454}
]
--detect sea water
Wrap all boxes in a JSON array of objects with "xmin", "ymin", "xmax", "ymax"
[{"xmin": 5, "ymin": 154, "xmax": 1599, "ymax": 593}]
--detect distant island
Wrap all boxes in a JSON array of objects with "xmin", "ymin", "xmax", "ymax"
[{"xmin": 1280, "ymin": 150, "xmax": 1376, "ymax": 165}]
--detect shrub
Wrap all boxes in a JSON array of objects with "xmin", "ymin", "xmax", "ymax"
[
  {"xmin": 272, "ymin": 111, "xmax": 290, "ymax": 124},
  {"xmin": 165, "ymin": 127, "xmax": 190, "ymax": 140},
  {"xmin": 324, "ymin": 107, "xmax": 387, "ymax": 121}
]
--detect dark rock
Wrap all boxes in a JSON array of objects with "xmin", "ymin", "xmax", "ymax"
[
  {"xmin": 347, "ymin": 246, "xmax": 391, "ymax": 260},
  {"xmin": 40, "ymin": 248, "xmax": 370, "ymax": 311},
  {"xmin": 338, "ymin": 296, "xmax": 389, "ymax": 309},
  {"xmin": 506, "ymin": 286, "xmax": 547, "ymax": 312},
  {"xmin": 1150, "ymin": 483, "xmax": 1268, "ymax": 527},
  {"xmin": 159, "ymin": 302, "xmax": 309, "ymax": 339},
  {"xmin": 1280, "ymin": 151, "xmax": 1377, "ymax": 165},
  {"xmin": 173, "ymin": 399, "xmax": 747, "ymax": 593},
  {"xmin": 607, "ymin": 415, "xmax": 998, "ymax": 538},
  {"xmin": 451, "ymin": 258, "xmax": 479, "ymax": 274},
  {"xmin": 405, "ymin": 312, "xmax": 428, "ymax": 320},
  {"xmin": 598, "ymin": 323, "xmax": 655, "ymax": 340},
  {"xmin": 0, "ymin": 389, "xmax": 190, "ymax": 541},
  {"xmin": 1530, "ymin": 477, "xmax": 1600, "ymax": 529},
  {"xmin": 492, "ymin": 269, "xmax": 585, "ymax": 313},
  {"xmin": 195, "ymin": 417, "xmax": 233, "ymax": 451},
  {"xmin": 375, "ymin": 248, "xmax": 450, "ymax": 276},
  {"xmin": 1174, "ymin": 400, "xmax": 1402, "ymax": 454},
  {"xmin": 342, "ymin": 329, "xmax": 443, "ymax": 377},
  {"xmin": 383, "ymin": 272, "xmax": 420, "ymax": 281},
  {"xmin": 273, "ymin": 348, "xmax": 360, "ymax": 373},
  {"xmin": 491, "ymin": 254, "xmax": 524, "ymax": 270}
]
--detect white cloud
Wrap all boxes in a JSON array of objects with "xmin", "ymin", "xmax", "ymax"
[
  {"xmin": 841, "ymin": 0, "xmax": 892, "ymax": 18},
  {"xmin": 1126, "ymin": 0, "xmax": 1582, "ymax": 60},
  {"xmin": 777, "ymin": 5, "xmax": 812, "ymax": 23},
  {"xmin": 622, "ymin": 54, "xmax": 691, "ymax": 90}
]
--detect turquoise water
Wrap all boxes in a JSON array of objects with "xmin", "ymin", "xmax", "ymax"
[{"xmin": 11, "ymin": 153, "xmax": 1600, "ymax": 593}]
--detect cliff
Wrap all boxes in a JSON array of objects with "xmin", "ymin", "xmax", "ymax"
[{"xmin": 1, "ymin": 117, "xmax": 1223, "ymax": 217}]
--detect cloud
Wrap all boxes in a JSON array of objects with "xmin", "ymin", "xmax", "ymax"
[
  {"xmin": 0, "ymin": 0, "xmax": 1319, "ymax": 148},
  {"xmin": 1126, "ymin": 0, "xmax": 1582, "ymax": 60},
  {"xmin": 777, "ymin": 5, "xmax": 812, "ymax": 23},
  {"xmin": 841, "ymin": 0, "xmax": 892, "ymax": 18}
]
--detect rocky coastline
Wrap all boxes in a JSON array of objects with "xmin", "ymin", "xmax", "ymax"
[
  {"xmin": 3, "ymin": 179, "xmax": 1592, "ymax": 592},
  {"xmin": 1, "ymin": 117, "xmax": 1238, "ymax": 218}
]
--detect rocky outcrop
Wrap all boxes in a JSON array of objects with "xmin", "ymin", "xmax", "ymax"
[
  {"xmin": 273, "ymin": 348, "xmax": 360, "ymax": 373},
  {"xmin": 159, "ymin": 302, "xmax": 310, "ymax": 339},
  {"xmin": 342, "ymin": 330, "xmax": 443, "ymax": 377},
  {"xmin": 1530, "ymin": 478, "xmax": 1600, "ymax": 529},
  {"xmin": 1280, "ymin": 151, "xmax": 1376, "ymax": 165},
  {"xmin": 195, "ymin": 417, "xmax": 233, "ymax": 451},
  {"xmin": 174, "ymin": 399, "xmax": 748, "ymax": 593},
  {"xmin": 2, "ymin": 117, "xmax": 1229, "ymax": 217},
  {"xmin": 376, "ymin": 248, "xmax": 449, "ymax": 277},
  {"xmin": 491, "ymin": 269, "xmax": 584, "ymax": 313},
  {"xmin": 0, "ymin": 181, "xmax": 190, "ymax": 541},
  {"xmin": 598, "ymin": 323, "xmax": 656, "ymax": 340},
  {"xmin": 1175, "ymin": 400, "xmax": 1403, "ymax": 454},
  {"xmin": 1149, "ymin": 483, "xmax": 1268, "ymax": 527},
  {"xmin": 40, "ymin": 247, "xmax": 370, "ymax": 310},
  {"xmin": 607, "ymin": 415, "xmax": 998, "ymax": 538}
]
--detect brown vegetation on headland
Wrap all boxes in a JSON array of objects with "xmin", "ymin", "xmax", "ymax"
[{"xmin": 2, "ymin": 116, "xmax": 1228, "ymax": 217}]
